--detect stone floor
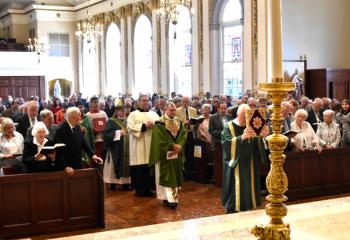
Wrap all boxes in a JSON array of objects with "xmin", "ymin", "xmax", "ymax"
[{"xmin": 24, "ymin": 181, "xmax": 350, "ymax": 240}]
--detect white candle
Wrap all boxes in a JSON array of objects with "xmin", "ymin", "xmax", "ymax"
[{"xmin": 270, "ymin": 0, "xmax": 283, "ymax": 80}]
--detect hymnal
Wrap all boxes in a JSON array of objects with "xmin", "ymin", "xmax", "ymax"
[
  {"xmin": 189, "ymin": 117, "xmax": 205, "ymax": 125},
  {"xmin": 39, "ymin": 143, "xmax": 66, "ymax": 155}
]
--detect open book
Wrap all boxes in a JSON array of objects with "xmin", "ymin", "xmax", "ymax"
[
  {"xmin": 189, "ymin": 117, "xmax": 205, "ymax": 125},
  {"xmin": 39, "ymin": 143, "xmax": 66, "ymax": 155},
  {"xmin": 283, "ymin": 130, "xmax": 302, "ymax": 137}
]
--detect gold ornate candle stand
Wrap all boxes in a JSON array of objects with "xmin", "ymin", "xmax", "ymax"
[{"xmin": 251, "ymin": 78, "xmax": 295, "ymax": 240}]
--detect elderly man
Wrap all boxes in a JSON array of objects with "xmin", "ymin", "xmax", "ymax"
[
  {"xmin": 221, "ymin": 104, "xmax": 268, "ymax": 213},
  {"xmin": 54, "ymin": 107, "xmax": 103, "ymax": 176},
  {"xmin": 26, "ymin": 109, "xmax": 58, "ymax": 142},
  {"xmin": 155, "ymin": 97, "xmax": 168, "ymax": 117},
  {"xmin": 16, "ymin": 101, "xmax": 39, "ymax": 138},
  {"xmin": 149, "ymin": 102, "xmax": 187, "ymax": 209},
  {"xmin": 307, "ymin": 98, "xmax": 324, "ymax": 132},
  {"xmin": 1, "ymin": 99, "xmax": 19, "ymax": 121},
  {"xmin": 300, "ymin": 96, "xmax": 310, "ymax": 110},
  {"xmin": 127, "ymin": 94, "xmax": 159, "ymax": 197},
  {"xmin": 316, "ymin": 110, "xmax": 341, "ymax": 149},
  {"xmin": 176, "ymin": 96, "xmax": 198, "ymax": 179}
]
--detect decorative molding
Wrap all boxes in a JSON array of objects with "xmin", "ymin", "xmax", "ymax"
[
  {"xmin": 252, "ymin": 0, "xmax": 258, "ymax": 58},
  {"xmin": 147, "ymin": 0, "xmax": 160, "ymax": 11},
  {"xmin": 199, "ymin": 0, "xmax": 203, "ymax": 63}
]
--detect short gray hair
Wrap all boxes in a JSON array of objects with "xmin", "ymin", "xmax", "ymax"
[
  {"xmin": 295, "ymin": 109, "xmax": 308, "ymax": 119},
  {"xmin": 1, "ymin": 118, "xmax": 14, "ymax": 133},
  {"xmin": 202, "ymin": 103, "xmax": 212, "ymax": 112},
  {"xmin": 323, "ymin": 109, "xmax": 335, "ymax": 117},
  {"xmin": 65, "ymin": 107, "xmax": 81, "ymax": 120},
  {"xmin": 237, "ymin": 103, "xmax": 250, "ymax": 116},
  {"xmin": 31, "ymin": 121, "xmax": 49, "ymax": 136},
  {"xmin": 40, "ymin": 109, "xmax": 53, "ymax": 119}
]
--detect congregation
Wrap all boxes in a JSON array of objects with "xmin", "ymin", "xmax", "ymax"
[{"xmin": 0, "ymin": 90, "xmax": 349, "ymax": 213}]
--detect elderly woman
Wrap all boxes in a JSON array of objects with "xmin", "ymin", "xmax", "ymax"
[
  {"xmin": 291, "ymin": 109, "xmax": 322, "ymax": 153},
  {"xmin": 198, "ymin": 104, "xmax": 212, "ymax": 144},
  {"xmin": 316, "ymin": 110, "xmax": 341, "ymax": 149},
  {"xmin": 22, "ymin": 122, "xmax": 56, "ymax": 173},
  {"xmin": 0, "ymin": 118, "xmax": 24, "ymax": 175},
  {"xmin": 336, "ymin": 99, "xmax": 350, "ymax": 136}
]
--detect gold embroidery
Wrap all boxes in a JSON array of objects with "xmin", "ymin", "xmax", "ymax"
[
  {"xmin": 228, "ymin": 122, "xmax": 240, "ymax": 212},
  {"xmin": 251, "ymin": 157, "xmax": 257, "ymax": 209},
  {"xmin": 165, "ymin": 117, "xmax": 180, "ymax": 138}
]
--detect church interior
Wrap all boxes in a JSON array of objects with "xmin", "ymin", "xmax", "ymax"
[{"xmin": 1, "ymin": 0, "xmax": 350, "ymax": 239}]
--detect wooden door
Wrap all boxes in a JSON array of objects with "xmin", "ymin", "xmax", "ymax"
[{"xmin": 333, "ymin": 79, "xmax": 348, "ymax": 100}]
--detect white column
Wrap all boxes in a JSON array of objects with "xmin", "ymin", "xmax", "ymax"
[
  {"xmin": 127, "ymin": 15, "xmax": 134, "ymax": 96},
  {"xmin": 95, "ymin": 35, "xmax": 101, "ymax": 96},
  {"xmin": 78, "ymin": 38, "xmax": 83, "ymax": 93},
  {"xmin": 152, "ymin": 11, "xmax": 159, "ymax": 93},
  {"xmin": 202, "ymin": 0, "xmax": 211, "ymax": 94},
  {"xmin": 120, "ymin": 18, "xmax": 127, "ymax": 94},
  {"xmin": 243, "ymin": 0, "xmax": 253, "ymax": 91},
  {"xmin": 257, "ymin": 0, "xmax": 269, "ymax": 83},
  {"xmin": 160, "ymin": 19, "xmax": 168, "ymax": 96},
  {"xmin": 191, "ymin": 0, "xmax": 199, "ymax": 95},
  {"xmin": 100, "ymin": 29, "xmax": 106, "ymax": 96},
  {"xmin": 210, "ymin": 23, "xmax": 220, "ymax": 95}
]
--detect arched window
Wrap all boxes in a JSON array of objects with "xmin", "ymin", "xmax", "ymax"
[
  {"xmin": 134, "ymin": 15, "xmax": 153, "ymax": 96},
  {"xmin": 221, "ymin": 0, "xmax": 243, "ymax": 96},
  {"xmin": 169, "ymin": 6, "xmax": 192, "ymax": 96},
  {"xmin": 82, "ymin": 35, "xmax": 97, "ymax": 98},
  {"xmin": 106, "ymin": 23, "xmax": 122, "ymax": 96}
]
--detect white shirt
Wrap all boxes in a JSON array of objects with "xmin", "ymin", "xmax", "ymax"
[
  {"xmin": 291, "ymin": 121, "xmax": 318, "ymax": 150},
  {"xmin": 0, "ymin": 131, "xmax": 24, "ymax": 158}
]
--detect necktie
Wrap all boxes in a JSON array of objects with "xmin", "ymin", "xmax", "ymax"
[
  {"xmin": 72, "ymin": 126, "xmax": 78, "ymax": 139},
  {"xmin": 31, "ymin": 118, "xmax": 36, "ymax": 126},
  {"xmin": 185, "ymin": 108, "xmax": 189, "ymax": 121}
]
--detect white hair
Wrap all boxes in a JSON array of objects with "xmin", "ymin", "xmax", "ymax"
[
  {"xmin": 40, "ymin": 109, "xmax": 53, "ymax": 119},
  {"xmin": 65, "ymin": 107, "xmax": 81, "ymax": 120},
  {"xmin": 31, "ymin": 121, "xmax": 49, "ymax": 136},
  {"xmin": 323, "ymin": 109, "xmax": 335, "ymax": 117},
  {"xmin": 237, "ymin": 103, "xmax": 250, "ymax": 116},
  {"xmin": 295, "ymin": 109, "xmax": 308, "ymax": 119},
  {"xmin": 26, "ymin": 100, "xmax": 39, "ymax": 110},
  {"xmin": 202, "ymin": 103, "xmax": 212, "ymax": 112}
]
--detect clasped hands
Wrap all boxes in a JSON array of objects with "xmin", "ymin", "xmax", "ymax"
[{"xmin": 242, "ymin": 126, "xmax": 269, "ymax": 141}]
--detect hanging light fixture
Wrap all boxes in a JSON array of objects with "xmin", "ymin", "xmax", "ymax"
[
  {"xmin": 156, "ymin": 0, "xmax": 194, "ymax": 26},
  {"xmin": 75, "ymin": 1, "xmax": 103, "ymax": 43},
  {"xmin": 28, "ymin": 32, "xmax": 46, "ymax": 63}
]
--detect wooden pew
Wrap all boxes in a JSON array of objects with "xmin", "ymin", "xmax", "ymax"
[
  {"xmin": 285, "ymin": 148, "xmax": 350, "ymax": 200},
  {"xmin": 0, "ymin": 168, "xmax": 105, "ymax": 239}
]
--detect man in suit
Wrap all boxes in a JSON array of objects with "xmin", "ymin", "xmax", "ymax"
[
  {"xmin": 209, "ymin": 102, "xmax": 230, "ymax": 187},
  {"xmin": 307, "ymin": 98, "xmax": 324, "ymax": 132},
  {"xmin": 176, "ymin": 96, "xmax": 198, "ymax": 179},
  {"xmin": 26, "ymin": 109, "xmax": 58, "ymax": 142},
  {"xmin": 16, "ymin": 101, "xmax": 39, "ymax": 139},
  {"xmin": 54, "ymin": 107, "xmax": 103, "ymax": 176},
  {"xmin": 1, "ymin": 99, "xmax": 19, "ymax": 121}
]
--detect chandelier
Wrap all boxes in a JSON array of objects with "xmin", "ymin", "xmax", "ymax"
[
  {"xmin": 156, "ymin": 0, "xmax": 194, "ymax": 25},
  {"xmin": 75, "ymin": 2, "xmax": 103, "ymax": 43}
]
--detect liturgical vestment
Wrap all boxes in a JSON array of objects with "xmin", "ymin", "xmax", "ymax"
[{"xmin": 221, "ymin": 119, "xmax": 267, "ymax": 212}]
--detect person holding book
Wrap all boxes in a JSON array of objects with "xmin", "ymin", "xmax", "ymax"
[
  {"xmin": 0, "ymin": 118, "xmax": 24, "ymax": 175},
  {"xmin": 22, "ymin": 122, "xmax": 57, "ymax": 173},
  {"xmin": 221, "ymin": 104, "xmax": 269, "ymax": 213},
  {"xmin": 149, "ymin": 102, "xmax": 187, "ymax": 209},
  {"xmin": 103, "ymin": 99, "xmax": 131, "ymax": 191}
]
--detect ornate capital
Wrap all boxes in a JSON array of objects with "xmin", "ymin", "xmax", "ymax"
[
  {"xmin": 135, "ymin": 2, "xmax": 146, "ymax": 16},
  {"xmin": 125, "ymin": 4, "xmax": 133, "ymax": 17},
  {"xmin": 147, "ymin": 0, "xmax": 160, "ymax": 11}
]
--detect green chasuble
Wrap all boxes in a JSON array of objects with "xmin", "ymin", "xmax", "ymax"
[
  {"xmin": 80, "ymin": 115, "xmax": 95, "ymax": 164},
  {"xmin": 221, "ymin": 120, "xmax": 267, "ymax": 212},
  {"xmin": 149, "ymin": 115, "xmax": 187, "ymax": 188}
]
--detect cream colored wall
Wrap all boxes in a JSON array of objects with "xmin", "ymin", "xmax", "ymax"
[
  {"xmin": 10, "ymin": 24, "xmax": 28, "ymax": 42},
  {"xmin": 282, "ymin": 0, "xmax": 350, "ymax": 69}
]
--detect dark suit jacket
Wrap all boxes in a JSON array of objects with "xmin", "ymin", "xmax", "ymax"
[
  {"xmin": 54, "ymin": 121, "xmax": 94, "ymax": 170},
  {"xmin": 209, "ymin": 113, "xmax": 232, "ymax": 143},
  {"xmin": 26, "ymin": 124, "xmax": 58, "ymax": 142},
  {"xmin": 22, "ymin": 140, "xmax": 57, "ymax": 173},
  {"xmin": 16, "ymin": 114, "xmax": 31, "ymax": 138},
  {"xmin": 307, "ymin": 109, "xmax": 324, "ymax": 132}
]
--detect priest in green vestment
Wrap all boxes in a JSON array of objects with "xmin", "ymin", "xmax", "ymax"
[
  {"xmin": 103, "ymin": 100, "xmax": 131, "ymax": 191},
  {"xmin": 221, "ymin": 103, "xmax": 268, "ymax": 213},
  {"xmin": 149, "ymin": 102, "xmax": 187, "ymax": 209}
]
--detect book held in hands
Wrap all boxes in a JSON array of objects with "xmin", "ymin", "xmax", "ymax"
[{"xmin": 39, "ymin": 143, "xmax": 66, "ymax": 155}]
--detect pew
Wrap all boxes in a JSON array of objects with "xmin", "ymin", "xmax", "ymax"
[
  {"xmin": 285, "ymin": 148, "xmax": 350, "ymax": 200},
  {"xmin": 0, "ymin": 168, "xmax": 105, "ymax": 239}
]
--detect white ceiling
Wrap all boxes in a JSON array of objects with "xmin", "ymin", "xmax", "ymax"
[{"xmin": 0, "ymin": 0, "xmax": 90, "ymax": 11}]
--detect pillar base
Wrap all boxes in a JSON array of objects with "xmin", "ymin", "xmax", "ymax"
[{"xmin": 251, "ymin": 223, "xmax": 290, "ymax": 240}]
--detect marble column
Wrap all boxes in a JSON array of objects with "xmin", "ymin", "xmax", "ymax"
[
  {"xmin": 160, "ymin": 18, "xmax": 168, "ymax": 96},
  {"xmin": 151, "ymin": 10, "xmax": 160, "ymax": 94},
  {"xmin": 127, "ymin": 15, "xmax": 134, "ymax": 96},
  {"xmin": 243, "ymin": 0, "xmax": 253, "ymax": 92},
  {"xmin": 202, "ymin": 0, "xmax": 211, "ymax": 94},
  {"xmin": 191, "ymin": 0, "xmax": 199, "ymax": 96},
  {"xmin": 120, "ymin": 17, "xmax": 127, "ymax": 94}
]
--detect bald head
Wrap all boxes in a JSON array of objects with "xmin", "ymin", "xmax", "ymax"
[{"xmin": 182, "ymin": 96, "xmax": 191, "ymax": 108}]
